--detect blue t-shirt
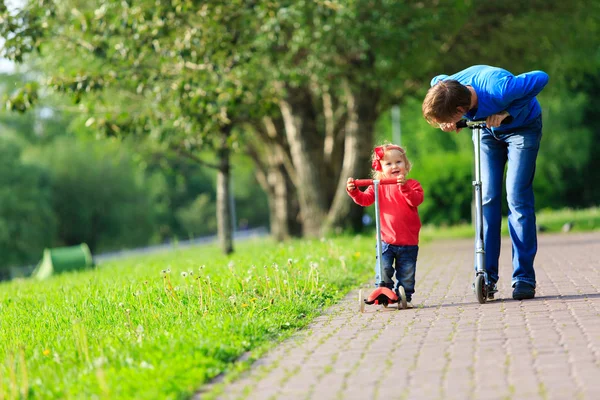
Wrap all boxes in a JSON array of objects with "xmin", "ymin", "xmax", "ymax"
[{"xmin": 431, "ymin": 65, "xmax": 549, "ymax": 132}]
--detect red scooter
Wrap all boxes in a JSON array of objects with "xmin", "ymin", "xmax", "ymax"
[{"xmin": 355, "ymin": 178, "xmax": 408, "ymax": 312}]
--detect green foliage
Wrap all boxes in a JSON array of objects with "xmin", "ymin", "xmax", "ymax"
[
  {"xmin": 23, "ymin": 137, "xmax": 161, "ymax": 252},
  {"xmin": 0, "ymin": 235, "xmax": 374, "ymax": 399},
  {"xmin": 411, "ymin": 151, "xmax": 473, "ymax": 226},
  {"xmin": 0, "ymin": 137, "xmax": 56, "ymax": 272},
  {"xmin": 420, "ymin": 206, "xmax": 600, "ymax": 240},
  {"xmin": 176, "ymin": 194, "xmax": 217, "ymax": 238}
]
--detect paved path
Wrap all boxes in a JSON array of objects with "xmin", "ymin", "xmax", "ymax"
[{"xmin": 211, "ymin": 232, "xmax": 600, "ymax": 400}]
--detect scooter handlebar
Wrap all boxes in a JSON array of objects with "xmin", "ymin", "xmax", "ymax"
[
  {"xmin": 354, "ymin": 178, "xmax": 398, "ymax": 187},
  {"xmin": 456, "ymin": 115, "xmax": 514, "ymax": 129}
]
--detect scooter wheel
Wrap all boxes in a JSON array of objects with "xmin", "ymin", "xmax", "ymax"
[
  {"xmin": 474, "ymin": 274, "xmax": 487, "ymax": 304},
  {"xmin": 358, "ymin": 289, "xmax": 365, "ymax": 313},
  {"xmin": 397, "ymin": 286, "xmax": 407, "ymax": 310}
]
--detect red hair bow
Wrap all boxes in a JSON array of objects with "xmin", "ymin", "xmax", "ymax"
[{"xmin": 371, "ymin": 146, "xmax": 385, "ymax": 171}]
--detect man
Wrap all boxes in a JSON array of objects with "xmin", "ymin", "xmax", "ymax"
[{"xmin": 422, "ymin": 65, "xmax": 549, "ymax": 300}]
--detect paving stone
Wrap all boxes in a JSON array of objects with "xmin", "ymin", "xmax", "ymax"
[{"xmin": 196, "ymin": 232, "xmax": 600, "ymax": 400}]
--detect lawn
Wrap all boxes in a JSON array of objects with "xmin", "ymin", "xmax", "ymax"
[
  {"xmin": 420, "ymin": 206, "xmax": 600, "ymax": 240},
  {"xmin": 1, "ymin": 236, "xmax": 374, "ymax": 399},
  {"xmin": 2, "ymin": 206, "xmax": 597, "ymax": 399}
]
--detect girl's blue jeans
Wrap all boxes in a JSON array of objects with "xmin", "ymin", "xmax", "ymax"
[
  {"xmin": 375, "ymin": 242, "xmax": 418, "ymax": 301},
  {"xmin": 476, "ymin": 115, "xmax": 542, "ymax": 288}
]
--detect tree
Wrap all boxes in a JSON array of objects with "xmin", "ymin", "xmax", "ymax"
[
  {"xmin": 24, "ymin": 137, "xmax": 161, "ymax": 252},
  {"xmin": 1, "ymin": 0, "xmax": 275, "ymax": 253},
  {"xmin": 0, "ymin": 136, "xmax": 56, "ymax": 274}
]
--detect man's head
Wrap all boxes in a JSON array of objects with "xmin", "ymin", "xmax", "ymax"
[{"xmin": 422, "ymin": 80, "xmax": 471, "ymax": 126}]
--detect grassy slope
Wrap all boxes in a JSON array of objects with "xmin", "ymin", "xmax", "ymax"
[
  {"xmin": 2, "ymin": 207, "xmax": 597, "ymax": 398},
  {"xmin": 1, "ymin": 236, "xmax": 374, "ymax": 399}
]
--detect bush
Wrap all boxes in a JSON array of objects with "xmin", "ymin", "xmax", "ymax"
[
  {"xmin": 0, "ymin": 138, "xmax": 56, "ymax": 273},
  {"xmin": 24, "ymin": 137, "xmax": 162, "ymax": 253},
  {"xmin": 411, "ymin": 151, "xmax": 473, "ymax": 226}
]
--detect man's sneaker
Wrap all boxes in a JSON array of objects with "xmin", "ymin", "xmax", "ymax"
[{"xmin": 512, "ymin": 282, "xmax": 535, "ymax": 300}]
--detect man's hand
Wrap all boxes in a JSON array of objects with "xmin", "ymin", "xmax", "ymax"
[
  {"xmin": 439, "ymin": 122, "xmax": 463, "ymax": 134},
  {"xmin": 346, "ymin": 177, "xmax": 356, "ymax": 191},
  {"xmin": 486, "ymin": 111, "xmax": 510, "ymax": 128}
]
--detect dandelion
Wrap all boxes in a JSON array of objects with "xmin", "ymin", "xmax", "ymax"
[
  {"xmin": 181, "ymin": 272, "xmax": 188, "ymax": 278},
  {"xmin": 140, "ymin": 361, "xmax": 154, "ymax": 369},
  {"xmin": 93, "ymin": 356, "xmax": 107, "ymax": 368},
  {"xmin": 166, "ymin": 268, "xmax": 171, "ymax": 273},
  {"xmin": 188, "ymin": 271, "xmax": 194, "ymax": 276},
  {"xmin": 287, "ymin": 258, "xmax": 293, "ymax": 266},
  {"xmin": 119, "ymin": 302, "xmax": 124, "ymax": 308},
  {"xmin": 228, "ymin": 261, "xmax": 235, "ymax": 268},
  {"xmin": 161, "ymin": 270, "xmax": 167, "ymax": 275},
  {"xmin": 241, "ymin": 303, "xmax": 249, "ymax": 307},
  {"xmin": 43, "ymin": 349, "xmax": 51, "ymax": 356}
]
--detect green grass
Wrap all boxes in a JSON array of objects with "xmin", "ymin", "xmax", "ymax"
[
  {"xmin": 0, "ymin": 236, "xmax": 374, "ymax": 399},
  {"xmin": 421, "ymin": 206, "xmax": 600, "ymax": 241},
  {"xmin": 2, "ymin": 206, "xmax": 597, "ymax": 399}
]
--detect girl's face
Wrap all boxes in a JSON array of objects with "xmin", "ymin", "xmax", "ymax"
[{"xmin": 380, "ymin": 149, "xmax": 408, "ymax": 178}]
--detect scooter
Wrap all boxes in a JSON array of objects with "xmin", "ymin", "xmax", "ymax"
[
  {"xmin": 456, "ymin": 117, "xmax": 512, "ymax": 303},
  {"xmin": 354, "ymin": 178, "xmax": 408, "ymax": 312}
]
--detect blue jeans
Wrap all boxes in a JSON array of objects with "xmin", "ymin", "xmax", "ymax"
[
  {"xmin": 375, "ymin": 242, "xmax": 418, "ymax": 301},
  {"xmin": 475, "ymin": 115, "xmax": 542, "ymax": 288}
]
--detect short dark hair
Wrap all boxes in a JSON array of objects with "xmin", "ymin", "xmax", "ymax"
[{"xmin": 422, "ymin": 80, "xmax": 471, "ymax": 125}]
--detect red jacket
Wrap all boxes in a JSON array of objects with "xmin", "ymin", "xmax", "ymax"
[{"xmin": 348, "ymin": 179, "xmax": 424, "ymax": 245}]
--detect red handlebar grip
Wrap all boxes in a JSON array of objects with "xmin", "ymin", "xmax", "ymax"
[
  {"xmin": 379, "ymin": 178, "xmax": 399, "ymax": 185},
  {"xmin": 354, "ymin": 179, "xmax": 373, "ymax": 187},
  {"xmin": 353, "ymin": 178, "xmax": 398, "ymax": 187}
]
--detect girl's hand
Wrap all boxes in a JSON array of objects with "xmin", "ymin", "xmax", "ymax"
[
  {"xmin": 486, "ymin": 111, "xmax": 510, "ymax": 128},
  {"xmin": 397, "ymin": 175, "xmax": 407, "ymax": 186},
  {"xmin": 347, "ymin": 177, "xmax": 356, "ymax": 191}
]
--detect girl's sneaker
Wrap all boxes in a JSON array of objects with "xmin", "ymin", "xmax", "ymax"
[{"xmin": 406, "ymin": 301, "xmax": 414, "ymax": 309}]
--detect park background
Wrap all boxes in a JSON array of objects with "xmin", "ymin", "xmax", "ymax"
[
  {"xmin": 2, "ymin": 0, "xmax": 598, "ymax": 275},
  {"xmin": 1, "ymin": 1, "xmax": 600, "ymax": 399}
]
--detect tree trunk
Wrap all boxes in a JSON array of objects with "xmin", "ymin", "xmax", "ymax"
[
  {"xmin": 324, "ymin": 84, "xmax": 380, "ymax": 233},
  {"xmin": 216, "ymin": 127, "xmax": 234, "ymax": 255},
  {"xmin": 279, "ymin": 86, "xmax": 327, "ymax": 237},
  {"xmin": 246, "ymin": 118, "xmax": 302, "ymax": 241}
]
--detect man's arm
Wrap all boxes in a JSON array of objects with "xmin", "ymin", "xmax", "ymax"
[{"xmin": 500, "ymin": 71, "xmax": 549, "ymax": 105}]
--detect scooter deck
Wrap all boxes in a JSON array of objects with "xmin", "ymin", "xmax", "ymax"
[{"xmin": 365, "ymin": 287, "xmax": 399, "ymax": 305}]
